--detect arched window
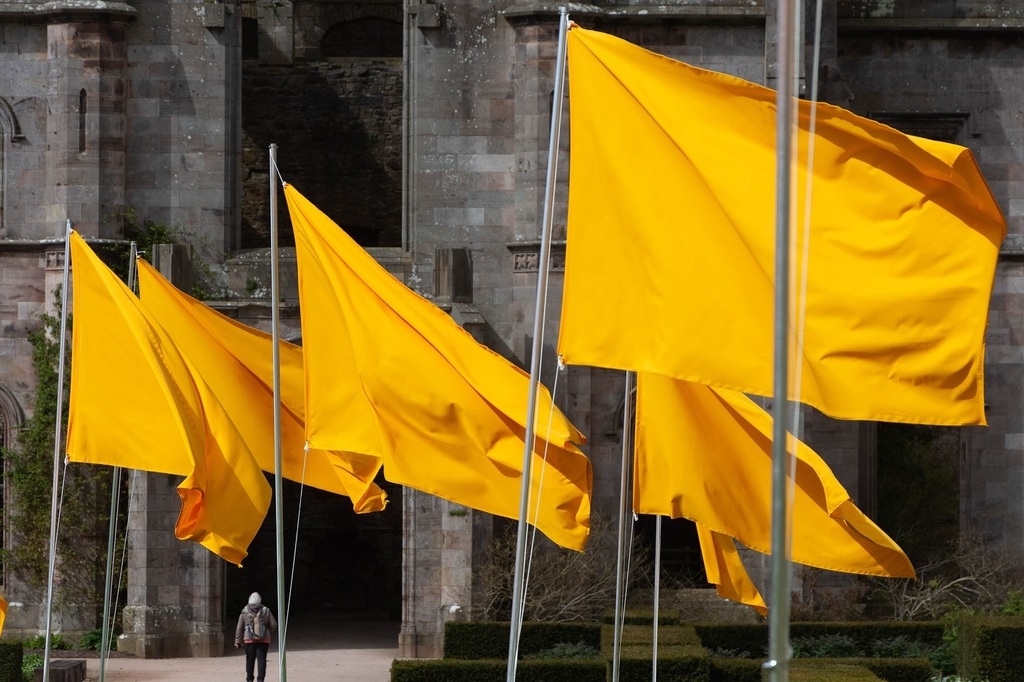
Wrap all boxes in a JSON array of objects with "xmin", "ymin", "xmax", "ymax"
[{"xmin": 0, "ymin": 384, "xmax": 24, "ymax": 582}]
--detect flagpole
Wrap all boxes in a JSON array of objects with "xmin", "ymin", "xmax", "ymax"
[
  {"xmin": 652, "ymin": 514, "xmax": 661, "ymax": 682},
  {"xmin": 766, "ymin": 0, "xmax": 799, "ymax": 680},
  {"xmin": 269, "ymin": 143, "xmax": 288, "ymax": 682},
  {"xmin": 505, "ymin": 9, "xmax": 569, "ymax": 681},
  {"xmin": 42, "ymin": 219, "xmax": 72, "ymax": 682},
  {"xmin": 611, "ymin": 370, "xmax": 634, "ymax": 682}
]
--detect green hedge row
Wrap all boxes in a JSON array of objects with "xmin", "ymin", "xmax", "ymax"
[
  {"xmin": 443, "ymin": 621, "xmax": 602, "ymax": 660},
  {"xmin": 618, "ymin": 653, "xmax": 709, "ymax": 682},
  {"xmin": 0, "ymin": 641, "xmax": 22, "ymax": 682},
  {"xmin": 603, "ymin": 609, "xmax": 682, "ymax": 626},
  {"xmin": 695, "ymin": 622, "xmax": 944, "ymax": 658},
  {"xmin": 956, "ymin": 616, "xmax": 1024, "ymax": 682},
  {"xmin": 789, "ymin": 660, "xmax": 883, "ymax": 681},
  {"xmin": 391, "ymin": 658, "xmax": 606, "ymax": 682}
]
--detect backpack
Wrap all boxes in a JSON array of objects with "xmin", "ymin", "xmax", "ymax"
[{"xmin": 252, "ymin": 609, "xmax": 265, "ymax": 639}]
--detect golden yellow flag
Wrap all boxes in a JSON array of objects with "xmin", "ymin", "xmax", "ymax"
[
  {"xmin": 635, "ymin": 373, "xmax": 914, "ymax": 581},
  {"xmin": 559, "ymin": 27, "xmax": 1005, "ymax": 426},
  {"xmin": 696, "ymin": 524, "xmax": 767, "ymax": 617},
  {"xmin": 286, "ymin": 185, "xmax": 593, "ymax": 550},
  {"xmin": 137, "ymin": 259, "xmax": 386, "ymax": 513},
  {"xmin": 66, "ymin": 232, "xmax": 271, "ymax": 565},
  {"xmin": 0, "ymin": 592, "xmax": 7, "ymax": 636}
]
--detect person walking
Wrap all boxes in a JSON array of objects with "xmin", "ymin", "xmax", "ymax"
[{"xmin": 235, "ymin": 592, "xmax": 277, "ymax": 682}]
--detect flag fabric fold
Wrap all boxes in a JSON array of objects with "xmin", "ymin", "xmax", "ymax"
[
  {"xmin": 696, "ymin": 524, "xmax": 767, "ymax": 616},
  {"xmin": 137, "ymin": 258, "xmax": 387, "ymax": 513},
  {"xmin": 559, "ymin": 26, "xmax": 1006, "ymax": 426},
  {"xmin": 634, "ymin": 373, "xmax": 915, "ymax": 584},
  {"xmin": 286, "ymin": 185, "xmax": 592, "ymax": 550},
  {"xmin": 66, "ymin": 232, "xmax": 271, "ymax": 565}
]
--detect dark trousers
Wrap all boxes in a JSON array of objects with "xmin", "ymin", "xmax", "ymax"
[{"xmin": 244, "ymin": 641, "xmax": 269, "ymax": 681}]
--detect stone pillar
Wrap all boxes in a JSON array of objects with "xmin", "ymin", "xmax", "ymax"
[
  {"xmin": 118, "ymin": 246, "xmax": 224, "ymax": 658},
  {"xmin": 45, "ymin": 15, "xmax": 130, "ymax": 238}
]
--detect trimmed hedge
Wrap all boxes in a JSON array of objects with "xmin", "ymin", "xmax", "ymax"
[
  {"xmin": 956, "ymin": 616, "xmax": 1024, "ymax": 682},
  {"xmin": 709, "ymin": 657, "xmax": 761, "ymax": 682},
  {"xmin": 619, "ymin": 652, "xmax": 709, "ymax": 682},
  {"xmin": 0, "ymin": 641, "xmax": 21, "ymax": 682},
  {"xmin": 602, "ymin": 623, "xmax": 702, "ymax": 649},
  {"xmin": 443, "ymin": 621, "xmax": 602, "ymax": 660},
  {"xmin": 810, "ymin": 657, "xmax": 932, "ymax": 682},
  {"xmin": 603, "ymin": 609, "xmax": 682, "ymax": 626},
  {"xmin": 694, "ymin": 622, "xmax": 944, "ymax": 659},
  {"xmin": 789, "ymin": 660, "xmax": 883, "ymax": 681},
  {"xmin": 391, "ymin": 658, "xmax": 606, "ymax": 682}
]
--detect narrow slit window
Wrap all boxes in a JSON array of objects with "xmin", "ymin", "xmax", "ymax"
[{"xmin": 79, "ymin": 89, "xmax": 87, "ymax": 153}]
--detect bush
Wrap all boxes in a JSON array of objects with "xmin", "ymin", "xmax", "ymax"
[
  {"xmin": 522, "ymin": 641, "xmax": 599, "ymax": 660},
  {"xmin": 792, "ymin": 633, "xmax": 861, "ymax": 658},
  {"xmin": 77, "ymin": 628, "xmax": 119, "ymax": 651},
  {"xmin": 19, "ymin": 653, "xmax": 40, "ymax": 682},
  {"xmin": 21, "ymin": 634, "xmax": 71, "ymax": 651},
  {"xmin": 0, "ymin": 641, "xmax": 23, "ymax": 682}
]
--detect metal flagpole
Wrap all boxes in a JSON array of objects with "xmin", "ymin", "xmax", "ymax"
[
  {"xmin": 505, "ymin": 9, "xmax": 569, "ymax": 681},
  {"xmin": 98, "ymin": 241, "xmax": 137, "ymax": 682},
  {"xmin": 42, "ymin": 219, "xmax": 72, "ymax": 682},
  {"xmin": 652, "ymin": 514, "xmax": 662, "ymax": 682},
  {"xmin": 269, "ymin": 143, "xmax": 288, "ymax": 682},
  {"xmin": 611, "ymin": 371, "xmax": 634, "ymax": 682},
  {"xmin": 766, "ymin": 0, "xmax": 799, "ymax": 680}
]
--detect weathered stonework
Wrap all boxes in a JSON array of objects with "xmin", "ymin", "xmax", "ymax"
[{"xmin": 3, "ymin": 0, "xmax": 1024, "ymax": 660}]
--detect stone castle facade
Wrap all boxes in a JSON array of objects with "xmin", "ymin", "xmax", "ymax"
[{"xmin": 0, "ymin": 0, "xmax": 1023, "ymax": 658}]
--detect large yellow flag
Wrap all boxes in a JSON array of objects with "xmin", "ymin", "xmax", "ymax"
[
  {"xmin": 66, "ymin": 232, "xmax": 271, "ymax": 565},
  {"xmin": 286, "ymin": 185, "xmax": 592, "ymax": 550},
  {"xmin": 559, "ymin": 27, "xmax": 1005, "ymax": 426},
  {"xmin": 137, "ymin": 259, "xmax": 386, "ymax": 513},
  {"xmin": 635, "ymin": 373, "xmax": 914, "ymax": 582}
]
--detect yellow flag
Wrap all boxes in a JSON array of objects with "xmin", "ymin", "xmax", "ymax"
[
  {"xmin": 137, "ymin": 259, "xmax": 386, "ymax": 513},
  {"xmin": 635, "ymin": 373, "xmax": 914, "ymax": 580},
  {"xmin": 0, "ymin": 592, "xmax": 7, "ymax": 636},
  {"xmin": 559, "ymin": 26, "xmax": 1005, "ymax": 426},
  {"xmin": 286, "ymin": 185, "xmax": 592, "ymax": 550},
  {"xmin": 66, "ymin": 232, "xmax": 271, "ymax": 565},
  {"xmin": 696, "ymin": 524, "xmax": 767, "ymax": 617}
]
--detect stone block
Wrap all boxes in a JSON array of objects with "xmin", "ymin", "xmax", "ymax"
[{"xmin": 33, "ymin": 659, "xmax": 85, "ymax": 682}]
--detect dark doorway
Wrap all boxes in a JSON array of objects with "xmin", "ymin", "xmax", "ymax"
[
  {"xmin": 876, "ymin": 424, "xmax": 960, "ymax": 566},
  {"xmin": 225, "ymin": 473, "xmax": 402, "ymax": 638}
]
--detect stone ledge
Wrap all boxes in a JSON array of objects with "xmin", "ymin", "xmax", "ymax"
[
  {"xmin": 840, "ymin": 17, "xmax": 1024, "ymax": 33},
  {"xmin": 0, "ymin": 2, "xmax": 136, "ymax": 21},
  {"xmin": 502, "ymin": 1, "xmax": 765, "ymax": 22}
]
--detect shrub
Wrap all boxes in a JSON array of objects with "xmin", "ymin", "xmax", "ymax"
[
  {"xmin": 791, "ymin": 633, "xmax": 861, "ymax": 658},
  {"xmin": 21, "ymin": 634, "xmax": 71, "ymax": 651},
  {"xmin": 78, "ymin": 628, "xmax": 119, "ymax": 651},
  {"xmin": 0, "ymin": 641, "xmax": 23, "ymax": 682},
  {"xmin": 521, "ymin": 641, "xmax": 599, "ymax": 660},
  {"xmin": 19, "ymin": 653, "xmax": 41, "ymax": 682}
]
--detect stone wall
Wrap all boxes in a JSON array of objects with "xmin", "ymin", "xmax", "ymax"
[{"xmin": 240, "ymin": 59, "xmax": 403, "ymax": 248}]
